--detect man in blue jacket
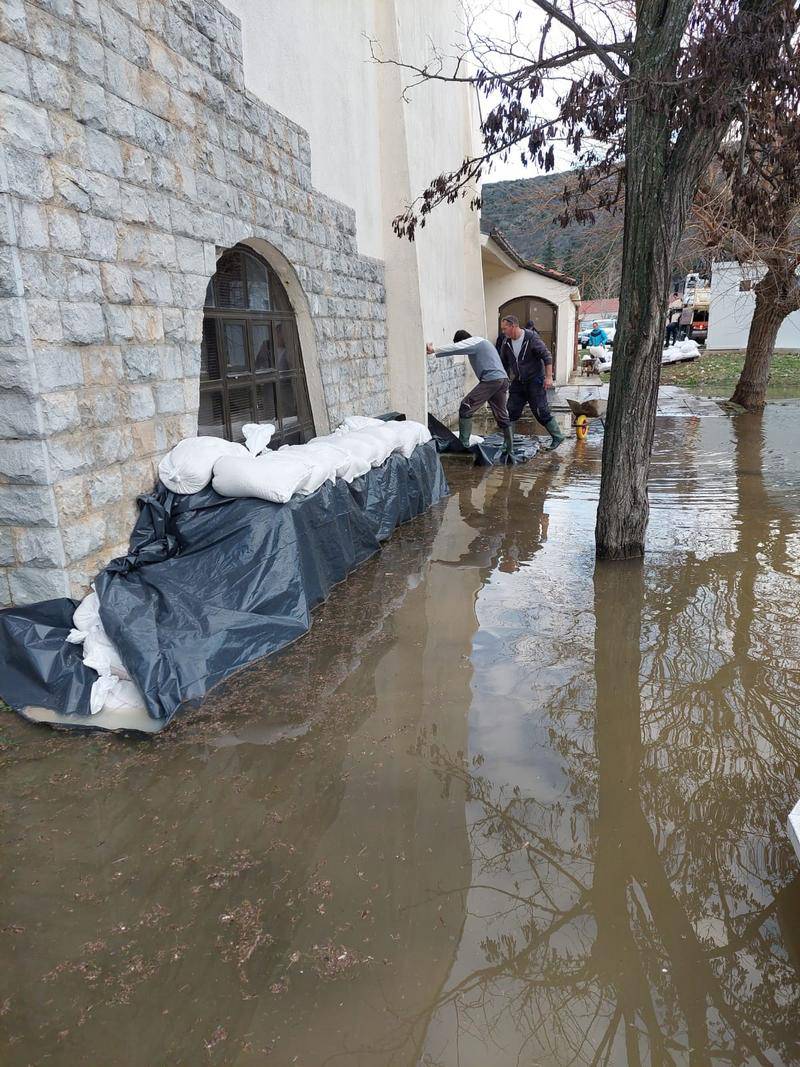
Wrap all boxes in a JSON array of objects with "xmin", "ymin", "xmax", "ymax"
[
  {"xmin": 497, "ymin": 315, "xmax": 565, "ymax": 449},
  {"xmin": 585, "ymin": 321, "xmax": 609, "ymax": 347}
]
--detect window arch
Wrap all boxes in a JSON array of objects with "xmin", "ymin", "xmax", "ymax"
[{"xmin": 199, "ymin": 245, "xmax": 315, "ymax": 446}]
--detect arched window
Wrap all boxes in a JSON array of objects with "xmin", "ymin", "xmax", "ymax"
[{"xmin": 199, "ymin": 245, "xmax": 315, "ymax": 446}]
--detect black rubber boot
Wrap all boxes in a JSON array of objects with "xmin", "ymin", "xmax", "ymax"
[
  {"xmin": 502, "ymin": 423, "xmax": 515, "ymax": 460},
  {"xmin": 458, "ymin": 416, "xmax": 472, "ymax": 449},
  {"xmin": 544, "ymin": 416, "xmax": 565, "ymax": 450}
]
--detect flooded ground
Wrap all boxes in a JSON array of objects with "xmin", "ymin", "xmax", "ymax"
[{"xmin": 2, "ymin": 406, "xmax": 800, "ymax": 1066}]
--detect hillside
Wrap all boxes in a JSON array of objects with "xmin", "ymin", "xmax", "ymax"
[{"xmin": 480, "ymin": 173, "xmax": 623, "ymax": 299}]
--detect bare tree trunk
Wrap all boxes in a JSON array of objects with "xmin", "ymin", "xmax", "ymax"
[{"xmin": 730, "ymin": 274, "xmax": 790, "ymax": 410}]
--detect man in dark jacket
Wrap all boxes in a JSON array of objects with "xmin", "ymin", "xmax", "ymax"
[{"xmin": 497, "ymin": 315, "xmax": 564, "ymax": 449}]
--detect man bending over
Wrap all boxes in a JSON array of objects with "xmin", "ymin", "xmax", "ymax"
[
  {"xmin": 426, "ymin": 331, "xmax": 514, "ymax": 457},
  {"xmin": 497, "ymin": 315, "xmax": 564, "ymax": 450}
]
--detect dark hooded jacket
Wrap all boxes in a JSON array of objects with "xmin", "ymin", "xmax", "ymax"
[{"xmin": 497, "ymin": 328, "xmax": 553, "ymax": 384}]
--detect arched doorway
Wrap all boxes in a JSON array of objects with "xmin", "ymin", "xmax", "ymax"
[
  {"xmin": 498, "ymin": 296, "xmax": 558, "ymax": 376},
  {"xmin": 199, "ymin": 245, "xmax": 315, "ymax": 446}
]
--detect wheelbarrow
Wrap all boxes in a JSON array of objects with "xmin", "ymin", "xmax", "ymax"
[{"xmin": 565, "ymin": 396, "xmax": 607, "ymax": 440}]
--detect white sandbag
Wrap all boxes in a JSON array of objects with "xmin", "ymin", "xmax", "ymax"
[
  {"xmin": 212, "ymin": 452, "xmax": 314, "ymax": 504},
  {"xmin": 675, "ymin": 338, "xmax": 700, "ymax": 358},
  {"xmin": 384, "ymin": 419, "xmax": 431, "ymax": 458},
  {"xmin": 337, "ymin": 415, "xmax": 384, "ymax": 432},
  {"xmin": 89, "ymin": 674, "xmax": 147, "ymax": 716},
  {"xmin": 587, "ymin": 345, "xmax": 607, "ymax": 359},
  {"xmin": 280, "ymin": 441, "xmax": 354, "ymax": 483},
  {"xmin": 468, "ymin": 434, "xmax": 485, "ymax": 446},
  {"xmin": 83, "ymin": 623, "xmax": 130, "ymax": 680},
  {"xmin": 319, "ymin": 430, "xmax": 390, "ymax": 468},
  {"xmin": 242, "ymin": 422, "xmax": 275, "ymax": 456},
  {"xmin": 306, "ymin": 435, "xmax": 373, "ymax": 481},
  {"xmin": 159, "ymin": 436, "xmax": 250, "ymax": 495},
  {"xmin": 66, "ymin": 589, "xmax": 100, "ymax": 644}
]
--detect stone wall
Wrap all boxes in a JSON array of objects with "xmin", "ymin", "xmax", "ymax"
[
  {"xmin": 0, "ymin": 0, "xmax": 390, "ymax": 606},
  {"xmin": 427, "ymin": 355, "xmax": 466, "ymax": 426}
]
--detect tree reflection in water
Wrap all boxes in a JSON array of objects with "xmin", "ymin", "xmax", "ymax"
[{"xmin": 414, "ymin": 413, "xmax": 800, "ymax": 1066}]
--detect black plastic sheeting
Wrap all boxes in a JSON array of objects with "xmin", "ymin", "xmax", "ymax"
[
  {"xmin": 427, "ymin": 413, "xmax": 540, "ymax": 466},
  {"xmin": 0, "ymin": 440, "xmax": 449, "ymax": 732}
]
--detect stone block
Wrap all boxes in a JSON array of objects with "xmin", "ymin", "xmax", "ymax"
[
  {"xmin": 99, "ymin": 1, "xmax": 129, "ymax": 53},
  {"xmin": 78, "ymin": 386, "xmax": 117, "ymax": 426},
  {"xmin": 131, "ymin": 267, "xmax": 172, "ymax": 304},
  {"xmin": 61, "ymin": 301, "xmax": 106, "ymax": 344},
  {"xmin": 81, "ymin": 215, "xmax": 117, "ymax": 260},
  {"xmin": 93, "ymin": 425, "xmax": 132, "ymax": 464},
  {"xmin": 162, "ymin": 307, "xmax": 185, "ymax": 341},
  {"xmin": 50, "ymin": 113, "xmax": 87, "ymax": 168},
  {"xmin": 130, "ymin": 418, "xmax": 155, "ymax": 454},
  {"xmin": 1, "ymin": 93, "xmax": 53, "ymax": 154},
  {"xmin": 9, "ymin": 566, "xmax": 69, "ymax": 603},
  {"xmin": 81, "ymin": 346, "xmax": 121, "ymax": 386},
  {"xmin": 140, "ymin": 69, "xmax": 170, "ymax": 119},
  {"xmin": 0, "ymin": 298, "xmax": 26, "ymax": 344},
  {"xmin": 47, "ymin": 435, "xmax": 94, "ymax": 477},
  {"xmin": 34, "ymin": 347, "xmax": 84, "ymax": 390},
  {"xmin": 53, "ymin": 474, "xmax": 87, "ymax": 519},
  {"xmin": 0, "ymin": 0, "xmax": 28, "ymax": 48},
  {"xmin": 48, "ymin": 208, "xmax": 83, "ymax": 253},
  {"xmin": 0, "ymin": 40, "xmax": 32, "ymax": 98},
  {"xmin": 41, "ymin": 390, "xmax": 81, "ymax": 434},
  {"xmin": 122, "ymin": 344, "xmax": 160, "ymax": 380},
  {"xmin": 29, "ymin": 55, "xmax": 71, "ymax": 108},
  {"xmin": 71, "ymin": 76, "xmax": 107, "ymax": 129},
  {"xmin": 134, "ymin": 110, "xmax": 170, "ymax": 154},
  {"xmin": 131, "ymin": 306, "xmax": 164, "ymax": 342},
  {"xmin": 154, "ymin": 380, "xmax": 185, "ymax": 414},
  {"xmin": 106, "ymin": 92, "xmax": 137, "ymax": 139},
  {"xmin": 65, "ymin": 257, "xmax": 103, "ymax": 301},
  {"xmin": 61, "ymin": 514, "xmax": 106, "ymax": 563},
  {"xmin": 0, "ymin": 484, "xmax": 58, "ymax": 526},
  {"xmin": 84, "ymin": 128, "xmax": 123, "ymax": 178},
  {"xmin": 119, "ymin": 183, "xmax": 150, "ymax": 224},
  {"xmin": 100, "ymin": 263, "xmax": 133, "ymax": 304},
  {"xmin": 104, "ymin": 303, "xmax": 134, "ymax": 342},
  {"xmin": 0, "ymin": 438, "xmax": 49, "ymax": 483},
  {"xmin": 0, "ymin": 346, "xmax": 34, "ymax": 394},
  {"xmin": 0, "ymin": 389, "xmax": 42, "ymax": 438},
  {"xmin": 14, "ymin": 527, "xmax": 66, "ymax": 567},
  {"xmin": 126, "ymin": 383, "xmax": 155, "ymax": 420},
  {"xmin": 121, "ymin": 142, "xmax": 151, "ymax": 184},
  {"xmin": 88, "ymin": 467, "xmax": 122, "ymax": 506},
  {"xmin": 0, "ymin": 246, "xmax": 18, "ymax": 299},
  {"xmin": 74, "ymin": 0, "xmax": 101, "ymax": 31},
  {"xmin": 117, "ymin": 224, "xmax": 149, "ymax": 263},
  {"xmin": 13, "ymin": 201, "xmax": 49, "ymax": 249},
  {"xmin": 51, "ymin": 162, "xmax": 91, "ymax": 212},
  {"xmin": 105, "ymin": 48, "xmax": 141, "ymax": 105},
  {"xmin": 4, "ymin": 147, "xmax": 54, "ymax": 201},
  {"xmin": 89, "ymin": 173, "xmax": 121, "ymax": 218},
  {"xmin": 72, "ymin": 28, "xmax": 104, "ymax": 78}
]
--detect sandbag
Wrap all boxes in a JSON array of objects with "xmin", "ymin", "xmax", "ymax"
[
  {"xmin": 211, "ymin": 452, "xmax": 314, "ymax": 503},
  {"xmin": 372, "ymin": 420, "xmax": 432, "ymax": 459},
  {"xmin": 83, "ymin": 622, "xmax": 130, "ymax": 679},
  {"xmin": 339, "ymin": 429, "xmax": 394, "ymax": 467},
  {"xmin": 279, "ymin": 441, "xmax": 360, "ymax": 484},
  {"xmin": 338, "ymin": 415, "xmax": 384, "ymax": 432},
  {"xmin": 242, "ymin": 422, "xmax": 275, "ymax": 456},
  {"xmin": 158, "ymin": 437, "xmax": 250, "ymax": 494},
  {"xmin": 66, "ymin": 589, "xmax": 100, "ymax": 644}
]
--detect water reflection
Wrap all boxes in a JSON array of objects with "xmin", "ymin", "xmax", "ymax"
[
  {"xmin": 420, "ymin": 411, "xmax": 800, "ymax": 1066},
  {"xmin": 1, "ymin": 410, "xmax": 799, "ymax": 1065}
]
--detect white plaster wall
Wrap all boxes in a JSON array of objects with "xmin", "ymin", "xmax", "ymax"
[
  {"xmin": 707, "ymin": 262, "xmax": 800, "ymax": 351},
  {"xmin": 483, "ymin": 264, "xmax": 579, "ymax": 385},
  {"xmin": 220, "ymin": 0, "xmax": 487, "ymax": 422},
  {"xmin": 222, "ymin": 0, "xmax": 385, "ymax": 258}
]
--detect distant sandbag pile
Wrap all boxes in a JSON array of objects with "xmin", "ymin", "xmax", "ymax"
[{"xmin": 66, "ymin": 416, "xmax": 433, "ymax": 720}]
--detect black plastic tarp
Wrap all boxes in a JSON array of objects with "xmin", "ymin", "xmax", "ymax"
[
  {"xmin": 0, "ymin": 440, "xmax": 449, "ymax": 732},
  {"xmin": 427, "ymin": 413, "xmax": 540, "ymax": 465}
]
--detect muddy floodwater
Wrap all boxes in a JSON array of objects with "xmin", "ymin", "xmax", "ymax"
[{"xmin": 2, "ymin": 407, "xmax": 800, "ymax": 1066}]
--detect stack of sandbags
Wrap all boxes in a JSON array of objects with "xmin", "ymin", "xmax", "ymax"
[
  {"xmin": 66, "ymin": 589, "xmax": 147, "ymax": 716},
  {"xmin": 158, "ymin": 436, "xmax": 250, "ymax": 494}
]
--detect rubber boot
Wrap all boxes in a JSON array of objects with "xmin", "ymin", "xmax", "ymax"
[
  {"xmin": 501, "ymin": 423, "xmax": 515, "ymax": 462},
  {"xmin": 544, "ymin": 416, "xmax": 565, "ymax": 450},
  {"xmin": 458, "ymin": 416, "xmax": 472, "ymax": 449}
]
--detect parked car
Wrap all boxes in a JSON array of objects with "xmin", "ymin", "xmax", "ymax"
[{"xmin": 579, "ymin": 319, "xmax": 617, "ymax": 347}]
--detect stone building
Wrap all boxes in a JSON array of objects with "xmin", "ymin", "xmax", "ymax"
[{"xmin": 0, "ymin": 0, "xmax": 487, "ymax": 605}]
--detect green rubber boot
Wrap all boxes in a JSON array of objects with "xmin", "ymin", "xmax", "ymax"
[
  {"xmin": 544, "ymin": 416, "xmax": 565, "ymax": 450},
  {"xmin": 502, "ymin": 423, "xmax": 515, "ymax": 459},
  {"xmin": 458, "ymin": 416, "xmax": 472, "ymax": 449}
]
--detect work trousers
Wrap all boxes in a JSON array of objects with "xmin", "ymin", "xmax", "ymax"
[
  {"xmin": 507, "ymin": 377, "xmax": 551, "ymax": 425},
  {"xmin": 459, "ymin": 378, "xmax": 510, "ymax": 428},
  {"xmin": 665, "ymin": 322, "xmax": 679, "ymax": 345}
]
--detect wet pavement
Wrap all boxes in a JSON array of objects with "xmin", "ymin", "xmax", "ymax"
[{"xmin": 2, "ymin": 406, "xmax": 800, "ymax": 1066}]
